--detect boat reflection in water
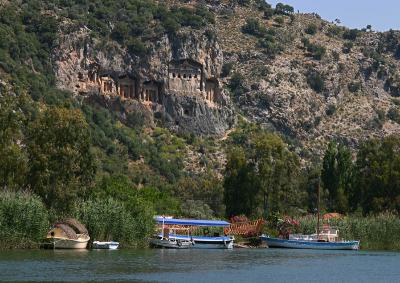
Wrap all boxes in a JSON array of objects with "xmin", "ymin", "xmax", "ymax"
[{"xmin": 151, "ymin": 217, "xmax": 234, "ymax": 249}]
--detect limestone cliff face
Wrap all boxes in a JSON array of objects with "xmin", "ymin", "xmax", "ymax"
[{"xmin": 53, "ymin": 25, "xmax": 234, "ymax": 136}]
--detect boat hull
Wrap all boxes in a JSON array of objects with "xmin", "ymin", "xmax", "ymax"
[
  {"xmin": 260, "ymin": 236, "xmax": 360, "ymax": 250},
  {"xmin": 44, "ymin": 238, "xmax": 89, "ymax": 249},
  {"xmin": 166, "ymin": 234, "xmax": 234, "ymax": 249},
  {"xmin": 92, "ymin": 241, "xmax": 119, "ymax": 250},
  {"xmin": 150, "ymin": 238, "xmax": 192, "ymax": 249}
]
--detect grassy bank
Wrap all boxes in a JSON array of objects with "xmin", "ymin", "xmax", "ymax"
[
  {"xmin": 0, "ymin": 191, "xmax": 155, "ymax": 249},
  {"xmin": 297, "ymin": 214, "xmax": 400, "ymax": 250},
  {"xmin": 0, "ymin": 191, "xmax": 49, "ymax": 249}
]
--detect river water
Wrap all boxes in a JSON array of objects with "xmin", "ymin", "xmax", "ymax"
[{"xmin": 0, "ymin": 248, "xmax": 399, "ymax": 282}]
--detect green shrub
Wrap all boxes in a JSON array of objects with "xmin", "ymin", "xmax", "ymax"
[
  {"xmin": 343, "ymin": 29, "xmax": 360, "ymax": 40},
  {"xmin": 257, "ymin": 35, "xmax": 282, "ymax": 56},
  {"xmin": 305, "ymin": 24, "xmax": 318, "ymax": 35},
  {"xmin": 275, "ymin": 3, "xmax": 294, "ymax": 15},
  {"xmin": 307, "ymin": 71, "xmax": 325, "ymax": 92},
  {"xmin": 342, "ymin": 41, "xmax": 353, "ymax": 53},
  {"xmin": 221, "ymin": 62, "xmax": 234, "ymax": 77},
  {"xmin": 326, "ymin": 25, "xmax": 343, "ymax": 38},
  {"xmin": 229, "ymin": 73, "xmax": 247, "ymax": 96},
  {"xmin": 262, "ymin": 9, "xmax": 273, "ymax": 19},
  {"xmin": 127, "ymin": 38, "xmax": 148, "ymax": 56},
  {"xmin": 387, "ymin": 107, "xmax": 400, "ymax": 123},
  {"xmin": 348, "ymin": 81, "xmax": 361, "ymax": 93},
  {"xmin": 302, "ymin": 38, "xmax": 326, "ymax": 60},
  {"xmin": 273, "ymin": 16, "xmax": 284, "ymax": 26},
  {"xmin": 181, "ymin": 200, "xmax": 214, "ymax": 219},
  {"xmin": 0, "ymin": 191, "xmax": 49, "ymax": 249},
  {"xmin": 242, "ymin": 17, "xmax": 266, "ymax": 37},
  {"xmin": 237, "ymin": 0, "xmax": 251, "ymax": 6},
  {"xmin": 325, "ymin": 104, "xmax": 336, "ymax": 116}
]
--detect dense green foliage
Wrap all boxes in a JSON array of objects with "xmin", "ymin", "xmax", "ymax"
[
  {"xmin": 302, "ymin": 38, "xmax": 326, "ymax": 60},
  {"xmin": 305, "ymin": 24, "xmax": 318, "ymax": 35},
  {"xmin": 241, "ymin": 17, "xmax": 282, "ymax": 56},
  {"xmin": 228, "ymin": 73, "xmax": 247, "ymax": 97},
  {"xmin": 274, "ymin": 3, "xmax": 294, "ymax": 15},
  {"xmin": 73, "ymin": 197, "xmax": 154, "ymax": 247},
  {"xmin": 306, "ymin": 70, "xmax": 325, "ymax": 93},
  {"xmin": 224, "ymin": 122, "xmax": 302, "ymax": 218},
  {"xmin": 352, "ymin": 136, "xmax": 400, "ymax": 214},
  {"xmin": 321, "ymin": 142, "xmax": 352, "ymax": 213},
  {"xmin": 28, "ymin": 107, "xmax": 95, "ymax": 211},
  {"xmin": 0, "ymin": 191, "xmax": 49, "ymax": 249}
]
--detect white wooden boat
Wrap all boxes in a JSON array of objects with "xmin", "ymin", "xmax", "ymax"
[
  {"xmin": 92, "ymin": 241, "xmax": 119, "ymax": 250},
  {"xmin": 44, "ymin": 219, "xmax": 90, "ymax": 249}
]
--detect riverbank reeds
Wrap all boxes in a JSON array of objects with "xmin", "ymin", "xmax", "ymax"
[
  {"xmin": 297, "ymin": 213, "xmax": 400, "ymax": 250},
  {"xmin": 73, "ymin": 197, "xmax": 155, "ymax": 248},
  {"xmin": 0, "ymin": 191, "xmax": 49, "ymax": 249}
]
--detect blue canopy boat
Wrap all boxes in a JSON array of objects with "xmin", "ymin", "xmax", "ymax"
[{"xmin": 152, "ymin": 217, "xmax": 234, "ymax": 249}]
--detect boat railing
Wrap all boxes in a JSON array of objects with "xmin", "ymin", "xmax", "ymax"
[
  {"xmin": 289, "ymin": 234, "xmax": 317, "ymax": 241},
  {"xmin": 224, "ymin": 219, "xmax": 265, "ymax": 236}
]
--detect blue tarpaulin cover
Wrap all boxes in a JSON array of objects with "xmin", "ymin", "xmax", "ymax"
[{"xmin": 155, "ymin": 217, "xmax": 230, "ymax": 227}]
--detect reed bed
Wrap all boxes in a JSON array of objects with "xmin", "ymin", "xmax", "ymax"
[
  {"xmin": 0, "ymin": 191, "xmax": 49, "ymax": 249},
  {"xmin": 297, "ymin": 213, "xmax": 400, "ymax": 250},
  {"xmin": 73, "ymin": 197, "xmax": 155, "ymax": 248}
]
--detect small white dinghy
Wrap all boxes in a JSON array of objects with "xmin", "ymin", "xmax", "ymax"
[{"xmin": 92, "ymin": 241, "xmax": 119, "ymax": 250}]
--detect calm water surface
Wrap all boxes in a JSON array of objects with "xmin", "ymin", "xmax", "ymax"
[{"xmin": 0, "ymin": 248, "xmax": 399, "ymax": 282}]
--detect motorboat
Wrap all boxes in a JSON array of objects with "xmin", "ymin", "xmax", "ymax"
[
  {"xmin": 92, "ymin": 241, "xmax": 119, "ymax": 250},
  {"xmin": 150, "ymin": 236, "xmax": 193, "ymax": 249}
]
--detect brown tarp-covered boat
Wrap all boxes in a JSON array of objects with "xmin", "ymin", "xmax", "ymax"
[{"xmin": 43, "ymin": 218, "xmax": 90, "ymax": 249}]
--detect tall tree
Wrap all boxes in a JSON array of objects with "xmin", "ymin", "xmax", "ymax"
[
  {"xmin": 224, "ymin": 122, "xmax": 301, "ymax": 218},
  {"xmin": 0, "ymin": 94, "xmax": 29, "ymax": 190},
  {"xmin": 255, "ymin": 132, "xmax": 300, "ymax": 217},
  {"xmin": 224, "ymin": 147, "xmax": 260, "ymax": 217},
  {"xmin": 27, "ymin": 107, "xmax": 95, "ymax": 211},
  {"xmin": 321, "ymin": 142, "xmax": 352, "ymax": 213},
  {"xmin": 352, "ymin": 136, "xmax": 400, "ymax": 214}
]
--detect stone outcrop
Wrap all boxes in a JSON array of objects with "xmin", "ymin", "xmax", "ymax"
[{"xmin": 53, "ymin": 25, "xmax": 234, "ymax": 136}]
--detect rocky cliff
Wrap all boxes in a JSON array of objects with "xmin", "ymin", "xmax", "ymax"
[{"xmin": 53, "ymin": 24, "xmax": 234, "ymax": 136}]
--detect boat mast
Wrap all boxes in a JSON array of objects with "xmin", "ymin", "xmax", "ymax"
[
  {"xmin": 317, "ymin": 177, "xmax": 321, "ymax": 239},
  {"xmin": 162, "ymin": 216, "xmax": 165, "ymax": 239}
]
